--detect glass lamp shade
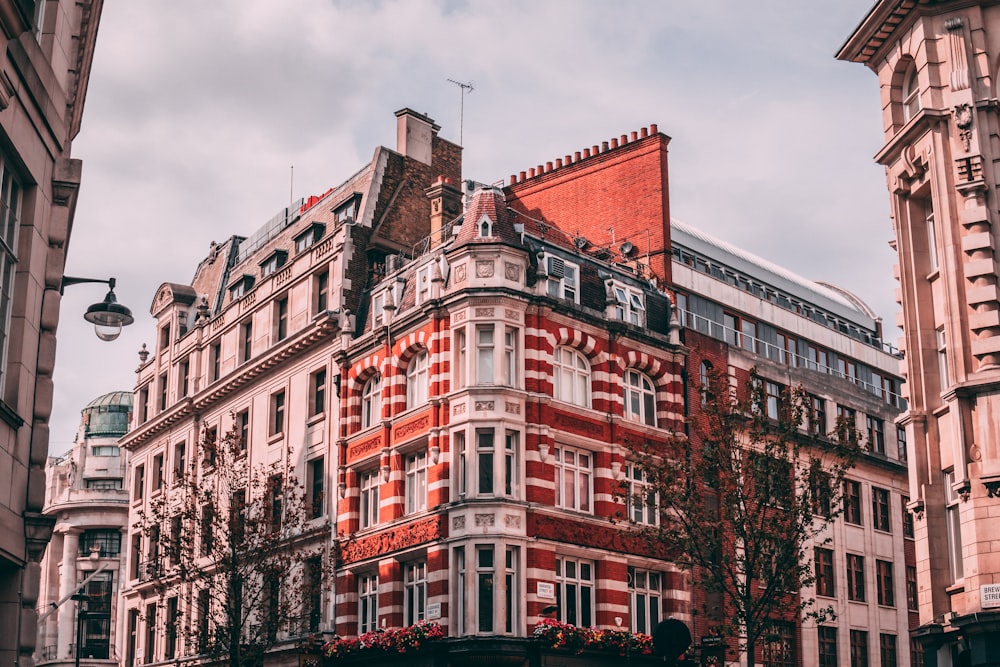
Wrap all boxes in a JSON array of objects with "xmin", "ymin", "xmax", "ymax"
[{"xmin": 84, "ymin": 290, "xmax": 134, "ymax": 342}]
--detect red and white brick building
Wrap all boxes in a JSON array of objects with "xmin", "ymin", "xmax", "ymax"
[{"xmin": 119, "ymin": 108, "xmax": 910, "ymax": 667}]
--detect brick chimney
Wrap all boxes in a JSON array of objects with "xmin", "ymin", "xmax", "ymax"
[
  {"xmin": 395, "ymin": 108, "xmax": 440, "ymax": 166},
  {"xmin": 425, "ymin": 176, "xmax": 462, "ymax": 249}
]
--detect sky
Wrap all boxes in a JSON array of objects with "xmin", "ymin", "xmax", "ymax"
[{"xmin": 50, "ymin": 0, "xmax": 890, "ymax": 454}]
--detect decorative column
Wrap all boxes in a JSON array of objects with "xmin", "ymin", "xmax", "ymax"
[{"xmin": 56, "ymin": 529, "xmax": 80, "ymax": 658}]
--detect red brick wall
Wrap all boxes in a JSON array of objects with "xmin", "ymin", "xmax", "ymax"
[{"xmin": 505, "ymin": 127, "xmax": 672, "ymax": 285}]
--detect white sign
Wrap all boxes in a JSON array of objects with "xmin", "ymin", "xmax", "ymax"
[
  {"xmin": 982, "ymin": 583, "xmax": 1000, "ymax": 609},
  {"xmin": 426, "ymin": 602, "xmax": 442, "ymax": 620},
  {"xmin": 537, "ymin": 582, "xmax": 555, "ymax": 600}
]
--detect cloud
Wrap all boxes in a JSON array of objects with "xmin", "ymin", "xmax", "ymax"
[{"xmin": 49, "ymin": 0, "xmax": 892, "ymax": 450}]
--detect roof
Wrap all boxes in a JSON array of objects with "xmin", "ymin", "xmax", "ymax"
[
  {"xmin": 670, "ymin": 218, "xmax": 878, "ymax": 330},
  {"xmin": 83, "ymin": 391, "xmax": 134, "ymax": 410}
]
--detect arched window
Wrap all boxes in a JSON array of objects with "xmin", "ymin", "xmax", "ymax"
[
  {"xmin": 553, "ymin": 347, "xmax": 591, "ymax": 407},
  {"xmin": 406, "ymin": 351, "xmax": 429, "ymax": 410},
  {"xmin": 699, "ymin": 360, "xmax": 713, "ymax": 406},
  {"xmin": 361, "ymin": 374, "xmax": 381, "ymax": 429},
  {"xmin": 902, "ymin": 64, "xmax": 921, "ymax": 122},
  {"xmin": 624, "ymin": 370, "xmax": 656, "ymax": 427}
]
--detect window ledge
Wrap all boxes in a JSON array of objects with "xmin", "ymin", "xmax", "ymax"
[
  {"xmin": 267, "ymin": 432, "xmax": 284, "ymax": 445},
  {"xmin": 0, "ymin": 399, "xmax": 25, "ymax": 429},
  {"xmin": 306, "ymin": 413, "xmax": 325, "ymax": 427},
  {"xmin": 946, "ymin": 582, "xmax": 965, "ymax": 595}
]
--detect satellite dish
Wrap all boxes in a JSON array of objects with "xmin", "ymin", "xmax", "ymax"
[
  {"xmin": 620, "ymin": 241, "xmax": 635, "ymax": 257},
  {"xmin": 652, "ymin": 618, "xmax": 692, "ymax": 659}
]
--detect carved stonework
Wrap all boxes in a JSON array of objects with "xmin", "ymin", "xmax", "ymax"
[
  {"xmin": 341, "ymin": 516, "xmax": 442, "ymax": 563},
  {"xmin": 476, "ymin": 260, "xmax": 495, "ymax": 278},
  {"xmin": 475, "ymin": 307, "xmax": 495, "ymax": 318},
  {"xmin": 475, "ymin": 400, "xmax": 495, "ymax": 411},
  {"xmin": 453, "ymin": 402, "xmax": 466, "ymax": 415},
  {"xmin": 453, "ymin": 311, "xmax": 466, "ymax": 323},
  {"xmin": 505, "ymin": 402, "xmax": 520, "ymax": 414},
  {"xmin": 455, "ymin": 264, "xmax": 467, "ymax": 283},
  {"xmin": 474, "ymin": 513, "xmax": 495, "ymax": 527},
  {"xmin": 503, "ymin": 514, "xmax": 521, "ymax": 529},
  {"xmin": 954, "ymin": 104, "xmax": 973, "ymax": 152},
  {"xmin": 985, "ymin": 479, "xmax": 1000, "ymax": 498},
  {"xmin": 504, "ymin": 262, "xmax": 520, "ymax": 281},
  {"xmin": 453, "ymin": 516, "xmax": 466, "ymax": 530},
  {"xmin": 504, "ymin": 309, "xmax": 521, "ymax": 321}
]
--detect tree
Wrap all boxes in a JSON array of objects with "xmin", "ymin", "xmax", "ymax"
[
  {"xmin": 624, "ymin": 367, "xmax": 862, "ymax": 665},
  {"xmin": 136, "ymin": 420, "xmax": 331, "ymax": 667}
]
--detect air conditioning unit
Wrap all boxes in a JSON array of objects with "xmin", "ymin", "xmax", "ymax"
[{"xmin": 547, "ymin": 256, "xmax": 565, "ymax": 278}]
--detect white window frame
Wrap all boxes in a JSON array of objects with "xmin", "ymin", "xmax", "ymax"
[
  {"xmin": 359, "ymin": 470, "xmax": 380, "ymax": 529},
  {"xmin": 555, "ymin": 556, "xmax": 594, "ymax": 627},
  {"xmin": 944, "ymin": 470, "xmax": 964, "ymax": 583},
  {"xmin": 626, "ymin": 465, "xmax": 658, "ymax": 526},
  {"xmin": 464, "ymin": 427, "xmax": 521, "ymax": 499},
  {"xmin": 454, "ymin": 328, "xmax": 467, "ymax": 389},
  {"xmin": 553, "ymin": 347, "xmax": 591, "ymax": 408},
  {"xmin": 405, "ymin": 451, "xmax": 428, "ymax": 514},
  {"xmin": 361, "ymin": 375, "xmax": 381, "ymax": 429},
  {"xmin": 476, "ymin": 325, "xmax": 495, "ymax": 385},
  {"xmin": 612, "ymin": 283, "xmax": 645, "ymax": 326},
  {"xmin": 902, "ymin": 64, "xmax": 921, "ymax": 122},
  {"xmin": 554, "ymin": 445, "xmax": 592, "ymax": 513},
  {"xmin": 371, "ymin": 291, "xmax": 385, "ymax": 328},
  {"xmin": 406, "ymin": 351, "xmax": 429, "ymax": 410},
  {"xmin": 628, "ymin": 567, "xmax": 662, "ymax": 634},
  {"xmin": 624, "ymin": 370, "xmax": 657, "ymax": 427},
  {"xmin": 545, "ymin": 255, "xmax": 579, "ymax": 303},
  {"xmin": 358, "ymin": 573, "xmax": 378, "ymax": 633},
  {"xmin": 404, "ymin": 561, "xmax": 427, "ymax": 626}
]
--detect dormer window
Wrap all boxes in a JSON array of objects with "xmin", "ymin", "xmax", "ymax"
[
  {"xmin": 371, "ymin": 291, "xmax": 385, "ymax": 328},
  {"xmin": 294, "ymin": 223, "xmax": 326, "ymax": 253},
  {"xmin": 260, "ymin": 250, "xmax": 288, "ymax": 277},
  {"xmin": 334, "ymin": 196, "xmax": 359, "ymax": 225},
  {"xmin": 612, "ymin": 284, "xmax": 645, "ymax": 326},
  {"xmin": 229, "ymin": 275, "xmax": 255, "ymax": 300},
  {"xmin": 545, "ymin": 255, "xmax": 579, "ymax": 303},
  {"xmin": 477, "ymin": 215, "xmax": 493, "ymax": 238}
]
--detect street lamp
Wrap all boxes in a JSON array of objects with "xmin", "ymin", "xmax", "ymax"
[
  {"xmin": 70, "ymin": 590, "xmax": 90, "ymax": 667},
  {"xmin": 61, "ymin": 276, "xmax": 135, "ymax": 341}
]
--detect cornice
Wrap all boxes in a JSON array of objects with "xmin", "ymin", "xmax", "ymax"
[{"xmin": 122, "ymin": 312, "xmax": 341, "ymax": 449}]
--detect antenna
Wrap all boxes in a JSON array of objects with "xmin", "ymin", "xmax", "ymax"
[
  {"xmin": 289, "ymin": 165, "xmax": 294, "ymax": 210},
  {"xmin": 447, "ymin": 78, "xmax": 474, "ymax": 146}
]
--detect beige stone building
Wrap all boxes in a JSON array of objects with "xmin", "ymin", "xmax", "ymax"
[
  {"xmin": 840, "ymin": 2, "xmax": 1000, "ymax": 665},
  {"xmin": 37, "ymin": 392, "xmax": 131, "ymax": 667},
  {"xmin": 0, "ymin": 3, "xmax": 104, "ymax": 667}
]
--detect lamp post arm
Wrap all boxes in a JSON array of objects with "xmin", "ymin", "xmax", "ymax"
[
  {"xmin": 61, "ymin": 276, "xmax": 115, "ymax": 295},
  {"xmin": 38, "ymin": 563, "xmax": 108, "ymax": 623}
]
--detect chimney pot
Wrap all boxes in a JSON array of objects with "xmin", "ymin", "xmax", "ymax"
[
  {"xmin": 630, "ymin": 131, "xmax": 638, "ymax": 141},
  {"xmin": 519, "ymin": 171, "xmax": 527, "ymax": 181},
  {"xmin": 610, "ymin": 138, "xmax": 618, "ymax": 149},
  {"xmin": 640, "ymin": 127, "xmax": 648, "ymax": 138},
  {"xmin": 545, "ymin": 161, "xmax": 553, "ymax": 172},
  {"xmin": 565, "ymin": 155, "xmax": 571, "ymax": 164},
  {"xmin": 601, "ymin": 142, "xmax": 609, "ymax": 152},
  {"xmin": 537, "ymin": 164, "xmax": 543, "ymax": 174},
  {"xmin": 583, "ymin": 148, "xmax": 591, "ymax": 158},
  {"xmin": 509, "ymin": 174, "xmax": 517, "ymax": 184},
  {"xmin": 555, "ymin": 158, "xmax": 563, "ymax": 168},
  {"xmin": 574, "ymin": 151, "xmax": 581, "ymax": 162},
  {"xmin": 650, "ymin": 124, "xmax": 658, "ymax": 134},
  {"xmin": 621, "ymin": 134, "xmax": 628, "ymax": 144},
  {"xmin": 592, "ymin": 145, "xmax": 599, "ymax": 155},
  {"xmin": 529, "ymin": 167, "xmax": 536, "ymax": 178}
]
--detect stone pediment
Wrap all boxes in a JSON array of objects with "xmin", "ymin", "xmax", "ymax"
[{"xmin": 150, "ymin": 282, "xmax": 198, "ymax": 316}]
